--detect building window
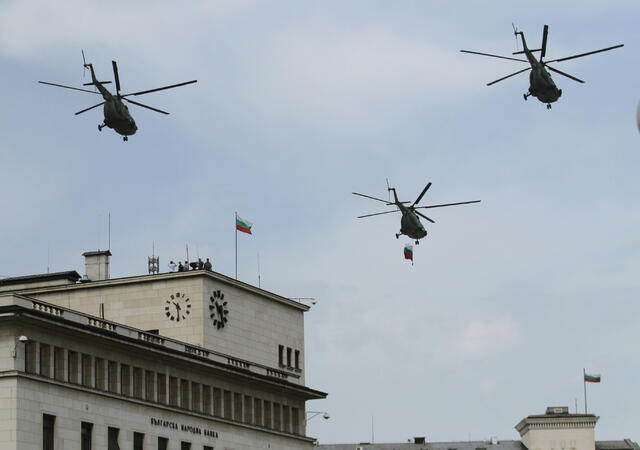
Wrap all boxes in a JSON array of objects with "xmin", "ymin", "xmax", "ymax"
[
  {"xmin": 158, "ymin": 436, "xmax": 169, "ymax": 450},
  {"xmin": 25, "ymin": 341, "xmax": 37, "ymax": 373},
  {"xmin": 157, "ymin": 373, "xmax": 167, "ymax": 403},
  {"xmin": 273, "ymin": 403, "xmax": 282, "ymax": 430},
  {"xmin": 40, "ymin": 343, "xmax": 51, "ymax": 377},
  {"xmin": 294, "ymin": 349, "xmax": 300, "ymax": 370},
  {"xmin": 108, "ymin": 427, "xmax": 120, "ymax": 450},
  {"xmin": 133, "ymin": 432, "xmax": 144, "ymax": 450},
  {"xmin": 202, "ymin": 384, "xmax": 212, "ymax": 414},
  {"xmin": 223, "ymin": 390, "xmax": 232, "ymax": 419},
  {"xmin": 54, "ymin": 347, "xmax": 65, "ymax": 381},
  {"xmin": 145, "ymin": 370, "xmax": 155, "ymax": 401},
  {"xmin": 278, "ymin": 345, "xmax": 284, "ymax": 367},
  {"xmin": 192, "ymin": 382, "xmax": 201, "ymax": 412},
  {"xmin": 204, "ymin": 447, "xmax": 213, "ymax": 450},
  {"xmin": 68, "ymin": 351, "xmax": 78, "ymax": 383},
  {"xmin": 292, "ymin": 407, "xmax": 300, "ymax": 434},
  {"xmin": 181, "ymin": 442, "xmax": 191, "ymax": 450},
  {"xmin": 264, "ymin": 400, "xmax": 272, "ymax": 428},
  {"xmin": 244, "ymin": 395, "xmax": 253, "ymax": 423},
  {"xmin": 254, "ymin": 397, "xmax": 263, "ymax": 426},
  {"xmin": 213, "ymin": 388, "xmax": 222, "ymax": 416},
  {"xmin": 121, "ymin": 364, "xmax": 131, "ymax": 396},
  {"xmin": 95, "ymin": 358, "xmax": 105, "ymax": 390},
  {"xmin": 43, "ymin": 414, "xmax": 55, "ymax": 450},
  {"xmin": 108, "ymin": 361, "xmax": 118, "ymax": 393},
  {"xmin": 133, "ymin": 367, "xmax": 143, "ymax": 399},
  {"xmin": 81, "ymin": 421, "xmax": 93, "ymax": 450},
  {"xmin": 286, "ymin": 347, "xmax": 292, "ymax": 368},
  {"xmin": 81, "ymin": 354, "xmax": 92, "ymax": 387},
  {"xmin": 169, "ymin": 376, "xmax": 178, "ymax": 406},
  {"xmin": 233, "ymin": 392, "xmax": 242, "ymax": 421},
  {"xmin": 283, "ymin": 405, "xmax": 290, "ymax": 432},
  {"xmin": 180, "ymin": 379, "xmax": 190, "ymax": 409}
]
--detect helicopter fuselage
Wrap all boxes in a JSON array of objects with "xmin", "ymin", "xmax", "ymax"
[
  {"xmin": 103, "ymin": 98, "xmax": 138, "ymax": 136},
  {"xmin": 398, "ymin": 204, "xmax": 427, "ymax": 240}
]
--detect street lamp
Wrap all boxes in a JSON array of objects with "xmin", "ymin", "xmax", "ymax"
[{"xmin": 306, "ymin": 411, "xmax": 330, "ymax": 422}]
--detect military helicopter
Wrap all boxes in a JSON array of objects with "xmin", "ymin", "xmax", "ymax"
[
  {"xmin": 461, "ymin": 25, "xmax": 623, "ymax": 109},
  {"xmin": 39, "ymin": 53, "xmax": 197, "ymax": 141},
  {"xmin": 353, "ymin": 182, "xmax": 481, "ymax": 244}
]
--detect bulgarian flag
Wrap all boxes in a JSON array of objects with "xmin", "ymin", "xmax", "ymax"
[
  {"xmin": 236, "ymin": 215, "xmax": 253, "ymax": 235},
  {"xmin": 584, "ymin": 373, "xmax": 601, "ymax": 383},
  {"xmin": 404, "ymin": 244, "xmax": 413, "ymax": 264}
]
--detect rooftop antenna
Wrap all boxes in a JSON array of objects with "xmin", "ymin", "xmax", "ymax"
[
  {"xmin": 186, "ymin": 244, "xmax": 189, "ymax": 262},
  {"xmin": 148, "ymin": 241, "xmax": 159, "ymax": 274},
  {"xmin": 47, "ymin": 242, "xmax": 50, "ymax": 274},
  {"xmin": 108, "ymin": 212, "xmax": 111, "ymax": 251},
  {"xmin": 371, "ymin": 415, "xmax": 374, "ymax": 444},
  {"xmin": 257, "ymin": 252, "xmax": 261, "ymax": 288}
]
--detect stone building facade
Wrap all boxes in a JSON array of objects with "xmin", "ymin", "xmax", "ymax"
[{"xmin": 0, "ymin": 251, "xmax": 326, "ymax": 450}]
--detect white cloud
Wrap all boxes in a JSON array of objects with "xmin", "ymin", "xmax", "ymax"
[{"xmin": 453, "ymin": 318, "xmax": 520, "ymax": 358}]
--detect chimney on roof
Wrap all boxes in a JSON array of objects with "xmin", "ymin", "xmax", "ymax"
[{"xmin": 83, "ymin": 250, "xmax": 111, "ymax": 281}]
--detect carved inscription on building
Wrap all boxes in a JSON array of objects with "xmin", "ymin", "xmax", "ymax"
[{"xmin": 150, "ymin": 418, "xmax": 219, "ymax": 438}]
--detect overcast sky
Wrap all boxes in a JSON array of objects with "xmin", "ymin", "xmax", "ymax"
[{"xmin": 1, "ymin": 0, "xmax": 638, "ymax": 445}]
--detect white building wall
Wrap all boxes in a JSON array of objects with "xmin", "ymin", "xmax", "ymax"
[
  {"xmin": 522, "ymin": 427, "xmax": 595, "ymax": 450},
  {"xmin": 15, "ymin": 376, "xmax": 310, "ymax": 450},
  {"xmin": 0, "ymin": 378, "xmax": 17, "ymax": 450}
]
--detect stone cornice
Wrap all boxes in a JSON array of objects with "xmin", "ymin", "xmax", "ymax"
[
  {"xmin": 0, "ymin": 294, "xmax": 326, "ymax": 400},
  {"xmin": 7, "ymin": 269, "xmax": 310, "ymax": 312},
  {"xmin": 515, "ymin": 415, "xmax": 599, "ymax": 436}
]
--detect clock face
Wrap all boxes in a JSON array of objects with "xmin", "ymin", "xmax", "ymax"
[
  {"xmin": 165, "ymin": 292, "xmax": 191, "ymax": 322},
  {"xmin": 209, "ymin": 290, "xmax": 229, "ymax": 329}
]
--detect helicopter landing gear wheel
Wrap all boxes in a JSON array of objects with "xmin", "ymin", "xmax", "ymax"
[
  {"xmin": 523, "ymin": 93, "xmax": 528, "ymax": 101},
  {"xmin": 98, "ymin": 124, "xmax": 104, "ymax": 132},
  {"xmin": 546, "ymin": 103, "xmax": 552, "ymax": 110},
  {"xmin": 415, "ymin": 240, "xmax": 420, "ymax": 245},
  {"xmin": 395, "ymin": 233, "xmax": 400, "ymax": 239},
  {"xmin": 123, "ymin": 136, "xmax": 128, "ymax": 142}
]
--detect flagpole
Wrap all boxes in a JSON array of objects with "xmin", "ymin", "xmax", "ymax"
[
  {"xmin": 235, "ymin": 212, "xmax": 238, "ymax": 280},
  {"xmin": 583, "ymin": 368, "xmax": 588, "ymax": 414}
]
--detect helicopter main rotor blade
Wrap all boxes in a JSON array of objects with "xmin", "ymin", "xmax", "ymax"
[
  {"xmin": 123, "ymin": 98, "xmax": 170, "ymax": 115},
  {"xmin": 416, "ymin": 200, "xmax": 481, "ymax": 209},
  {"xmin": 545, "ymin": 65, "xmax": 584, "ymax": 83},
  {"xmin": 460, "ymin": 50, "xmax": 528, "ymax": 63},
  {"xmin": 38, "ymin": 81, "xmax": 101, "ymax": 94},
  {"xmin": 412, "ymin": 182, "xmax": 432, "ymax": 207},
  {"xmin": 544, "ymin": 44, "xmax": 624, "ymax": 64},
  {"xmin": 541, "ymin": 25, "xmax": 548, "ymax": 59},
  {"xmin": 415, "ymin": 211, "xmax": 435, "ymax": 223},
  {"xmin": 487, "ymin": 67, "xmax": 531, "ymax": 86},
  {"xmin": 357, "ymin": 209, "xmax": 400, "ymax": 219},
  {"xmin": 122, "ymin": 80, "xmax": 197, "ymax": 97},
  {"xmin": 74, "ymin": 102, "xmax": 106, "ymax": 115},
  {"xmin": 112, "ymin": 60, "xmax": 121, "ymax": 94},
  {"xmin": 352, "ymin": 192, "xmax": 394, "ymax": 204}
]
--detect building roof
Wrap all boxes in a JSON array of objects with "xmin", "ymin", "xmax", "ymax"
[
  {"xmin": 6, "ymin": 268, "xmax": 310, "ymax": 311},
  {"xmin": 0, "ymin": 270, "xmax": 81, "ymax": 286},
  {"xmin": 318, "ymin": 440, "xmax": 638, "ymax": 450},
  {"xmin": 318, "ymin": 439, "xmax": 640, "ymax": 450},
  {"xmin": 318, "ymin": 441, "xmax": 527, "ymax": 450},
  {"xmin": 82, "ymin": 249, "xmax": 112, "ymax": 257}
]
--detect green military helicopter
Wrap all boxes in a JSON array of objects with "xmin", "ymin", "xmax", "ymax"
[
  {"xmin": 353, "ymin": 182, "xmax": 481, "ymax": 245},
  {"xmin": 39, "ymin": 53, "xmax": 197, "ymax": 141},
  {"xmin": 461, "ymin": 25, "xmax": 623, "ymax": 109}
]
